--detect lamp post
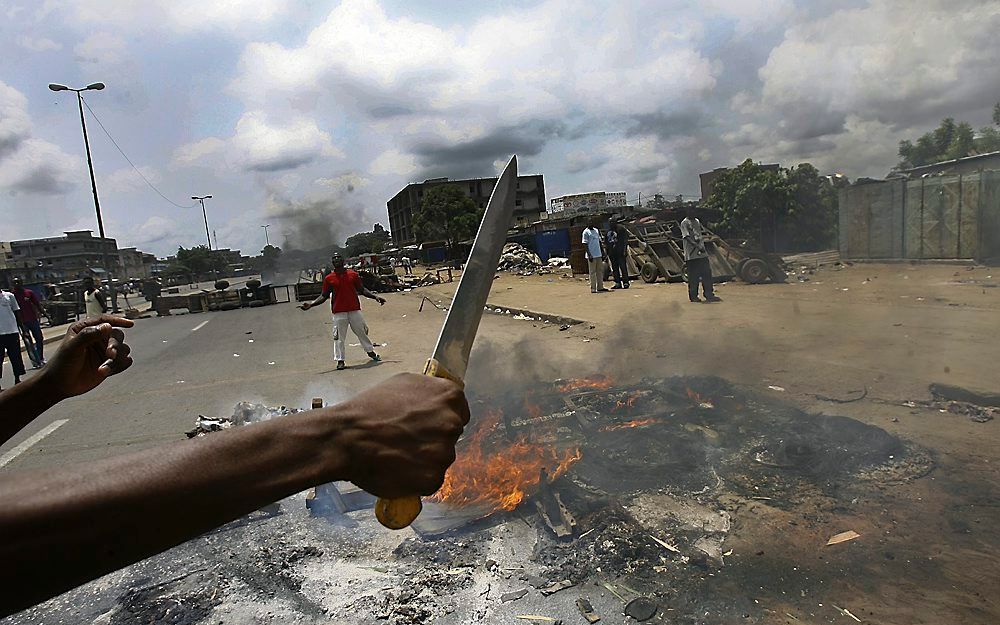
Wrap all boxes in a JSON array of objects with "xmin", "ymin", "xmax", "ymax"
[
  {"xmin": 191, "ymin": 195, "xmax": 213, "ymax": 249},
  {"xmin": 49, "ymin": 81, "xmax": 119, "ymax": 312},
  {"xmin": 261, "ymin": 224, "xmax": 271, "ymax": 247}
]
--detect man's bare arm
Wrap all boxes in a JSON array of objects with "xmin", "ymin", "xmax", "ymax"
[
  {"xmin": 0, "ymin": 373, "xmax": 468, "ymax": 618},
  {"xmin": 300, "ymin": 290, "xmax": 330, "ymax": 310},
  {"xmin": 359, "ymin": 285, "xmax": 386, "ymax": 305},
  {"xmin": 0, "ymin": 316, "xmax": 134, "ymax": 445}
]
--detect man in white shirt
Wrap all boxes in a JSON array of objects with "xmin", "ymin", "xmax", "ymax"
[
  {"xmin": 0, "ymin": 286, "xmax": 26, "ymax": 387},
  {"xmin": 582, "ymin": 218, "xmax": 608, "ymax": 293},
  {"xmin": 679, "ymin": 209, "xmax": 721, "ymax": 303}
]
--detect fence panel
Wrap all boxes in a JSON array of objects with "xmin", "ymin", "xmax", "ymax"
[
  {"xmin": 959, "ymin": 173, "xmax": 980, "ymax": 258},
  {"xmin": 904, "ymin": 179, "xmax": 924, "ymax": 258}
]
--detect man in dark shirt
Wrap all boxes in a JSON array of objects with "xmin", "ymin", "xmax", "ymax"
[
  {"xmin": 607, "ymin": 220, "xmax": 630, "ymax": 289},
  {"xmin": 11, "ymin": 278, "xmax": 44, "ymax": 366}
]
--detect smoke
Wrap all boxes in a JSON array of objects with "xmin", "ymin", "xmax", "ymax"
[{"xmin": 262, "ymin": 177, "xmax": 369, "ymax": 253}]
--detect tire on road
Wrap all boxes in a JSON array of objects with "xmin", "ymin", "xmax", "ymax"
[
  {"xmin": 248, "ymin": 300, "xmax": 265, "ymax": 308},
  {"xmin": 220, "ymin": 301, "xmax": 240, "ymax": 311},
  {"xmin": 739, "ymin": 258, "xmax": 769, "ymax": 284},
  {"xmin": 246, "ymin": 279, "xmax": 262, "ymax": 289},
  {"xmin": 640, "ymin": 261, "xmax": 659, "ymax": 283},
  {"xmin": 214, "ymin": 280, "xmax": 230, "ymax": 290}
]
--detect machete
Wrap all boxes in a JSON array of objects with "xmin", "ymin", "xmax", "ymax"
[{"xmin": 374, "ymin": 154, "xmax": 519, "ymax": 529}]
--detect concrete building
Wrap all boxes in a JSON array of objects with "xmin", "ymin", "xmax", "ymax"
[
  {"xmin": 548, "ymin": 191, "xmax": 627, "ymax": 215},
  {"xmin": 3, "ymin": 230, "xmax": 120, "ymax": 284},
  {"xmin": 386, "ymin": 174, "xmax": 546, "ymax": 246},
  {"xmin": 117, "ymin": 247, "xmax": 158, "ymax": 279},
  {"xmin": 0, "ymin": 242, "xmax": 13, "ymax": 272}
]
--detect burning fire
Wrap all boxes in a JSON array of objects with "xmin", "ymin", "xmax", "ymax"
[
  {"xmin": 600, "ymin": 417, "xmax": 661, "ymax": 432},
  {"xmin": 556, "ymin": 374, "xmax": 614, "ymax": 393},
  {"xmin": 686, "ymin": 387, "xmax": 715, "ymax": 409},
  {"xmin": 430, "ymin": 408, "xmax": 582, "ymax": 512},
  {"xmin": 613, "ymin": 391, "xmax": 642, "ymax": 412}
]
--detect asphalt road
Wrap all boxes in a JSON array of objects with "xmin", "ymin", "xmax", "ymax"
[{"xmin": 0, "ymin": 298, "xmax": 372, "ymax": 472}]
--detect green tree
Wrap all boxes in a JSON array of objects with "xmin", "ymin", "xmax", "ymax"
[
  {"xmin": 175, "ymin": 246, "xmax": 225, "ymax": 275},
  {"xmin": 345, "ymin": 224, "xmax": 391, "ymax": 257},
  {"xmin": 260, "ymin": 245, "xmax": 282, "ymax": 271},
  {"xmin": 706, "ymin": 159, "xmax": 793, "ymax": 252},
  {"xmin": 898, "ymin": 104, "xmax": 1000, "ymax": 168},
  {"xmin": 785, "ymin": 163, "xmax": 838, "ymax": 251},
  {"xmin": 412, "ymin": 185, "xmax": 482, "ymax": 256}
]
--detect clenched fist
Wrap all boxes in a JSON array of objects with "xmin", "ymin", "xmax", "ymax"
[{"xmin": 327, "ymin": 373, "xmax": 469, "ymax": 499}]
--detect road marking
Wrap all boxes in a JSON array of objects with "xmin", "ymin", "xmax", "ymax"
[
  {"xmin": 191, "ymin": 320, "xmax": 211, "ymax": 332},
  {"xmin": 0, "ymin": 419, "xmax": 69, "ymax": 468}
]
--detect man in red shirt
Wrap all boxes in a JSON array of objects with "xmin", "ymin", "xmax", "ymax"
[
  {"xmin": 300, "ymin": 253, "xmax": 386, "ymax": 370},
  {"xmin": 11, "ymin": 277, "xmax": 45, "ymax": 367}
]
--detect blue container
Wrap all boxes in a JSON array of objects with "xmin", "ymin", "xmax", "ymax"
[{"xmin": 534, "ymin": 229, "xmax": 570, "ymax": 262}]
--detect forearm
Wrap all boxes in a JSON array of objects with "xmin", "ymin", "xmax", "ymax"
[
  {"xmin": 309, "ymin": 294, "xmax": 329, "ymax": 307},
  {"xmin": 0, "ymin": 409, "xmax": 348, "ymax": 616},
  {"xmin": 0, "ymin": 374, "xmax": 63, "ymax": 444}
]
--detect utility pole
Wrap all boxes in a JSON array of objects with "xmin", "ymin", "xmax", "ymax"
[
  {"xmin": 49, "ymin": 81, "xmax": 119, "ymax": 312},
  {"xmin": 261, "ymin": 224, "xmax": 271, "ymax": 247},
  {"xmin": 191, "ymin": 195, "xmax": 213, "ymax": 249}
]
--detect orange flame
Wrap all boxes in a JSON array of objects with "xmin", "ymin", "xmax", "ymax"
[
  {"xmin": 430, "ymin": 408, "xmax": 582, "ymax": 512},
  {"xmin": 600, "ymin": 417, "xmax": 660, "ymax": 432},
  {"xmin": 613, "ymin": 391, "xmax": 642, "ymax": 412},
  {"xmin": 686, "ymin": 387, "xmax": 715, "ymax": 409},
  {"xmin": 556, "ymin": 374, "xmax": 615, "ymax": 393}
]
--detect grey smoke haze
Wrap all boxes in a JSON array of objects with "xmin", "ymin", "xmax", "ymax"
[{"xmin": 264, "ymin": 191, "xmax": 369, "ymax": 252}]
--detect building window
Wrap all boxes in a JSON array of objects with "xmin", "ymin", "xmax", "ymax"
[{"xmin": 515, "ymin": 200, "xmax": 523, "ymax": 206}]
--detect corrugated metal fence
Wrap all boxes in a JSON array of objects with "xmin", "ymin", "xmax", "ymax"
[{"xmin": 839, "ymin": 171, "xmax": 1000, "ymax": 260}]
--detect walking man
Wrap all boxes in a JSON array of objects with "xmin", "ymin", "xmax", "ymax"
[
  {"xmin": 582, "ymin": 218, "xmax": 608, "ymax": 293},
  {"xmin": 300, "ymin": 253, "xmax": 386, "ymax": 370},
  {"xmin": 11, "ymin": 277, "xmax": 45, "ymax": 366},
  {"xmin": 0, "ymin": 285, "xmax": 26, "ymax": 388},
  {"xmin": 83, "ymin": 277, "xmax": 107, "ymax": 318},
  {"xmin": 402, "ymin": 256, "xmax": 413, "ymax": 276},
  {"xmin": 607, "ymin": 219, "xmax": 630, "ymax": 289},
  {"xmin": 680, "ymin": 208, "xmax": 721, "ymax": 303}
]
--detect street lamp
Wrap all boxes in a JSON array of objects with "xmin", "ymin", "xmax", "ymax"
[
  {"xmin": 191, "ymin": 195, "xmax": 213, "ymax": 249},
  {"xmin": 261, "ymin": 224, "xmax": 271, "ymax": 247},
  {"xmin": 49, "ymin": 81, "xmax": 118, "ymax": 311}
]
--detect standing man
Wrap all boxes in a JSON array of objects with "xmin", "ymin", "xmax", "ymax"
[
  {"xmin": 607, "ymin": 219, "xmax": 630, "ymax": 290},
  {"xmin": 582, "ymin": 218, "xmax": 608, "ymax": 293},
  {"xmin": 679, "ymin": 208, "xmax": 721, "ymax": 303},
  {"xmin": 0, "ymin": 285, "xmax": 26, "ymax": 388},
  {"xmin": 402, "ymin": 256, "xmax": 413, "ymax": 276},
  {"xmin": 83, "ymin": 277, "xmax": 107, "ymax": 318},
  {"xmin": 300, "ymin": 253, "xmax": 386, "ymax": 370},
  {"xmin": 11, "ymin": 277, "xmax": 45, "ymax": 366}
]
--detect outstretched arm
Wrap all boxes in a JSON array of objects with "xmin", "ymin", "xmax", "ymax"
[
  {"xmin": 299, "ymin": 288, "xmax": 331, "ymax": 310},
  {"xmin": 0, "ymin": 373, "xmax": 468, "ymax": 618},
  {"xmin": 0, "ymin": 316, "xmax": 133, "ymax": 445},
  {"xmin": 359, "ymin": 285, "xmax": 386, "ymax": 305}
]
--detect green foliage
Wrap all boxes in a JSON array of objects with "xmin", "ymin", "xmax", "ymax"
[
  {"xmin": 175, "ymin": 246, "xmax": 226, "ymax": 275},
  {"xmin": 345, "ymin": 224, "xmax": 391, "ymax": 257},
  {"xmin": 898, "ymin": 103, "xmax": 1000, "ymax": 168},
  {"xmin": 705, "ymin": 159, "xmax": 837, "ymax": 252},
  {"xmin": 259, "ymin": 244, "xmax": 282, "ymax": 271},
  {"xmin": 412, "ymin": 185, "xmax": 483, "ymax": 255}
]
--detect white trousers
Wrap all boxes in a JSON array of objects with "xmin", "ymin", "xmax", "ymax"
[
  {"xmin": 588, "ymin": 257, "xmax": 604, "ymax": 292},
  {"xmin": 332, "ymin": 311, "xmax": 374, "ymax": 361}
]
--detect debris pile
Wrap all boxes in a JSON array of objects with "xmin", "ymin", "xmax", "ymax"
[
  {"xmin": 498, "ymin": 243, "xmax": 543, "ymax": 274},
  {"xmin": 186, "ymin": 402, "xmax": 301, "ymax": 438}
]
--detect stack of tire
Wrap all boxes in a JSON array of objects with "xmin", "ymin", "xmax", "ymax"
[{"xmin": 245, "ymin": 279, "xmax": 266, "ymax": 308}]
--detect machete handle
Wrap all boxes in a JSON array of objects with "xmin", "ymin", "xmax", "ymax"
[{"xmin": 374, "ymin": 358, "xmax": 465, "ymax": 530}]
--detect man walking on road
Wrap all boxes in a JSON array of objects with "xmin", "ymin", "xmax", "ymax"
[
  {"xmin": 300, "ymin": 253, "xmax": 386, "ymax": 370},
  {"xmin": 582, "ymin": 218, "xmax": 608, "ymax": 293},
  {"xmin": 0, "ymin": 285, "xmax": 26, "ymax": 388},
  {"xmin": 12, "ymin": 277, "xmax": 45, "ymax": 366},
  {"xmin": 680, "ymin": 208, "xmax": 721, "ymax": 303},
  {"xmin": 83, "ymin": 277, "xmax": 107, "ymax": 317}
]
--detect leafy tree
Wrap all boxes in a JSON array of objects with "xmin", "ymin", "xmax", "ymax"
[
  {"xmin": 898, "ymin": 103, "xmax": 1000, "ymax": 168},
  {"xmin": 260, "ymin": 244, "xmax": 282, "ymax": 271},
  {"xmin": 706, "ymin": 159, "xmax": 837, "ymax": 252},
  {"xmin": 412, "ymin": 185, "xmax": 483, "ymax": 256},
  {"xmin": 345, "ymin": 224, "xmax": 391, "ymax": 257},
  {"xmin": 175, "ymin": 246, "xmax": 226, "ymax": 275}
]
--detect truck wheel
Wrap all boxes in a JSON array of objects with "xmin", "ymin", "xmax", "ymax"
[
  {"xmin": 214, "ymin": 280, "xmax": 230, "ymax": 290},
  {"xmin": 739, "ymin": 258, "xmax": 769, "ymax": 284},
  {"xmin": 246, "ymin": 279, "xmax": 262, "ymax": 289},
  {"xmin": 640, "ymin": 262, "xmax": 659, "ymax": 283}
]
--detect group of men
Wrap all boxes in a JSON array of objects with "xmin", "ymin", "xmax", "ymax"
[{"xmin": 581, "ymin": 208, "xmax": 721, "ymax": 303}]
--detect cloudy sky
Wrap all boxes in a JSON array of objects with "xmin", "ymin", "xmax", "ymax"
[{"xmin": 2, "ymin": 0, "xmax": 999, "ymax": 257}]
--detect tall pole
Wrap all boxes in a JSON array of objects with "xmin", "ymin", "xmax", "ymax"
[
  {"xmin": 261, "ymin": 224, "xmax": 270, "ymax": 246},
  {"xmin": 76, "ymin": 92, "xmax": 105, "ymax": 239},
  {"xmin": 198, "ymin": 198, "xmax": 211, "ymax": 249}
]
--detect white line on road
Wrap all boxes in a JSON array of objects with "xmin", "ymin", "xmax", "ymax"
[
  {"xmin": 191, "ymin": 320, "xmax": 211, "ymax": 332},
  {"xmin": 0, "ymin": 419, "xmax": 69, "ymax": 468}
]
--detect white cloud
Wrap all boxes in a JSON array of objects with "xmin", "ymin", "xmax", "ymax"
[
  {"xmin": 232, "ymin": 111, "xmax": 343, "ymax": 172},
  {"xmin": 17, "ymin": 35, "xmax": 62, "ymax": 51},
  {"xmin": 60, "ymin": 0, "xmax": 288, "ymax": 32},
  {"xmin": 172, "ymin": 137, "xmax": 226, "ymax": 167},
  {"xmin": 104, "ymin": 165, "xmax": 161, "ymax": 194},
  {"xmin": 314, "ymin": 172, "xmax": 369, "ymax": 193},
  {"xmin": 74, "ymin": 32, "xmax": 127, "ymax": 64},
  {"xmin": 369, "ymin": 149, "xmax": 418, "ymax": 177},
  {"xmin": 131, "ymin": 215, "xmax": 177, "ymax": 245},
  {"xmin": 0, "ymin": 80, "xmax": 81, "ymax": 195}
]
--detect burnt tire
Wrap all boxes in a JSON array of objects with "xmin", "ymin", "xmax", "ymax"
[
  {"xmin": 246, "ymin": 279, "xmax": 262, "ymax": 289},
  {"xmin": 248, "ymin": 300, "xmax": 265, "ymax": 308},
  {"xmin": 220, "ymin": 301, "xmax": 240, "ymax": 311},
  {"xmin": 214, "ymin": 280, "xmax": 230, "ymax": 290},
  {"xmin": 640, "ymin": 261, "xmax": 659, "ymax": 283},
  {"xmin": 739, "ymin": 258, "xmax": 769, "ymax": 284}
]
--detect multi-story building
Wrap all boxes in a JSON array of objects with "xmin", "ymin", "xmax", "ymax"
[
  {"xmin": 4, "ymin": 230, "xmax": 120, "ymax": 284},
  {"xmin": 117, "ymin": 247, "xmax": 158, "ymax": 280},
  {"xmin": 0, "ymin": 242, "xmax": 13, "ymax": 272},
  {"xmin": 548, "ymin": 191, "xmax": 628, "ymax": 215},
  {"xmin": 386, "ymin": 174, "xmax": 546, "ymax": 246}
]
